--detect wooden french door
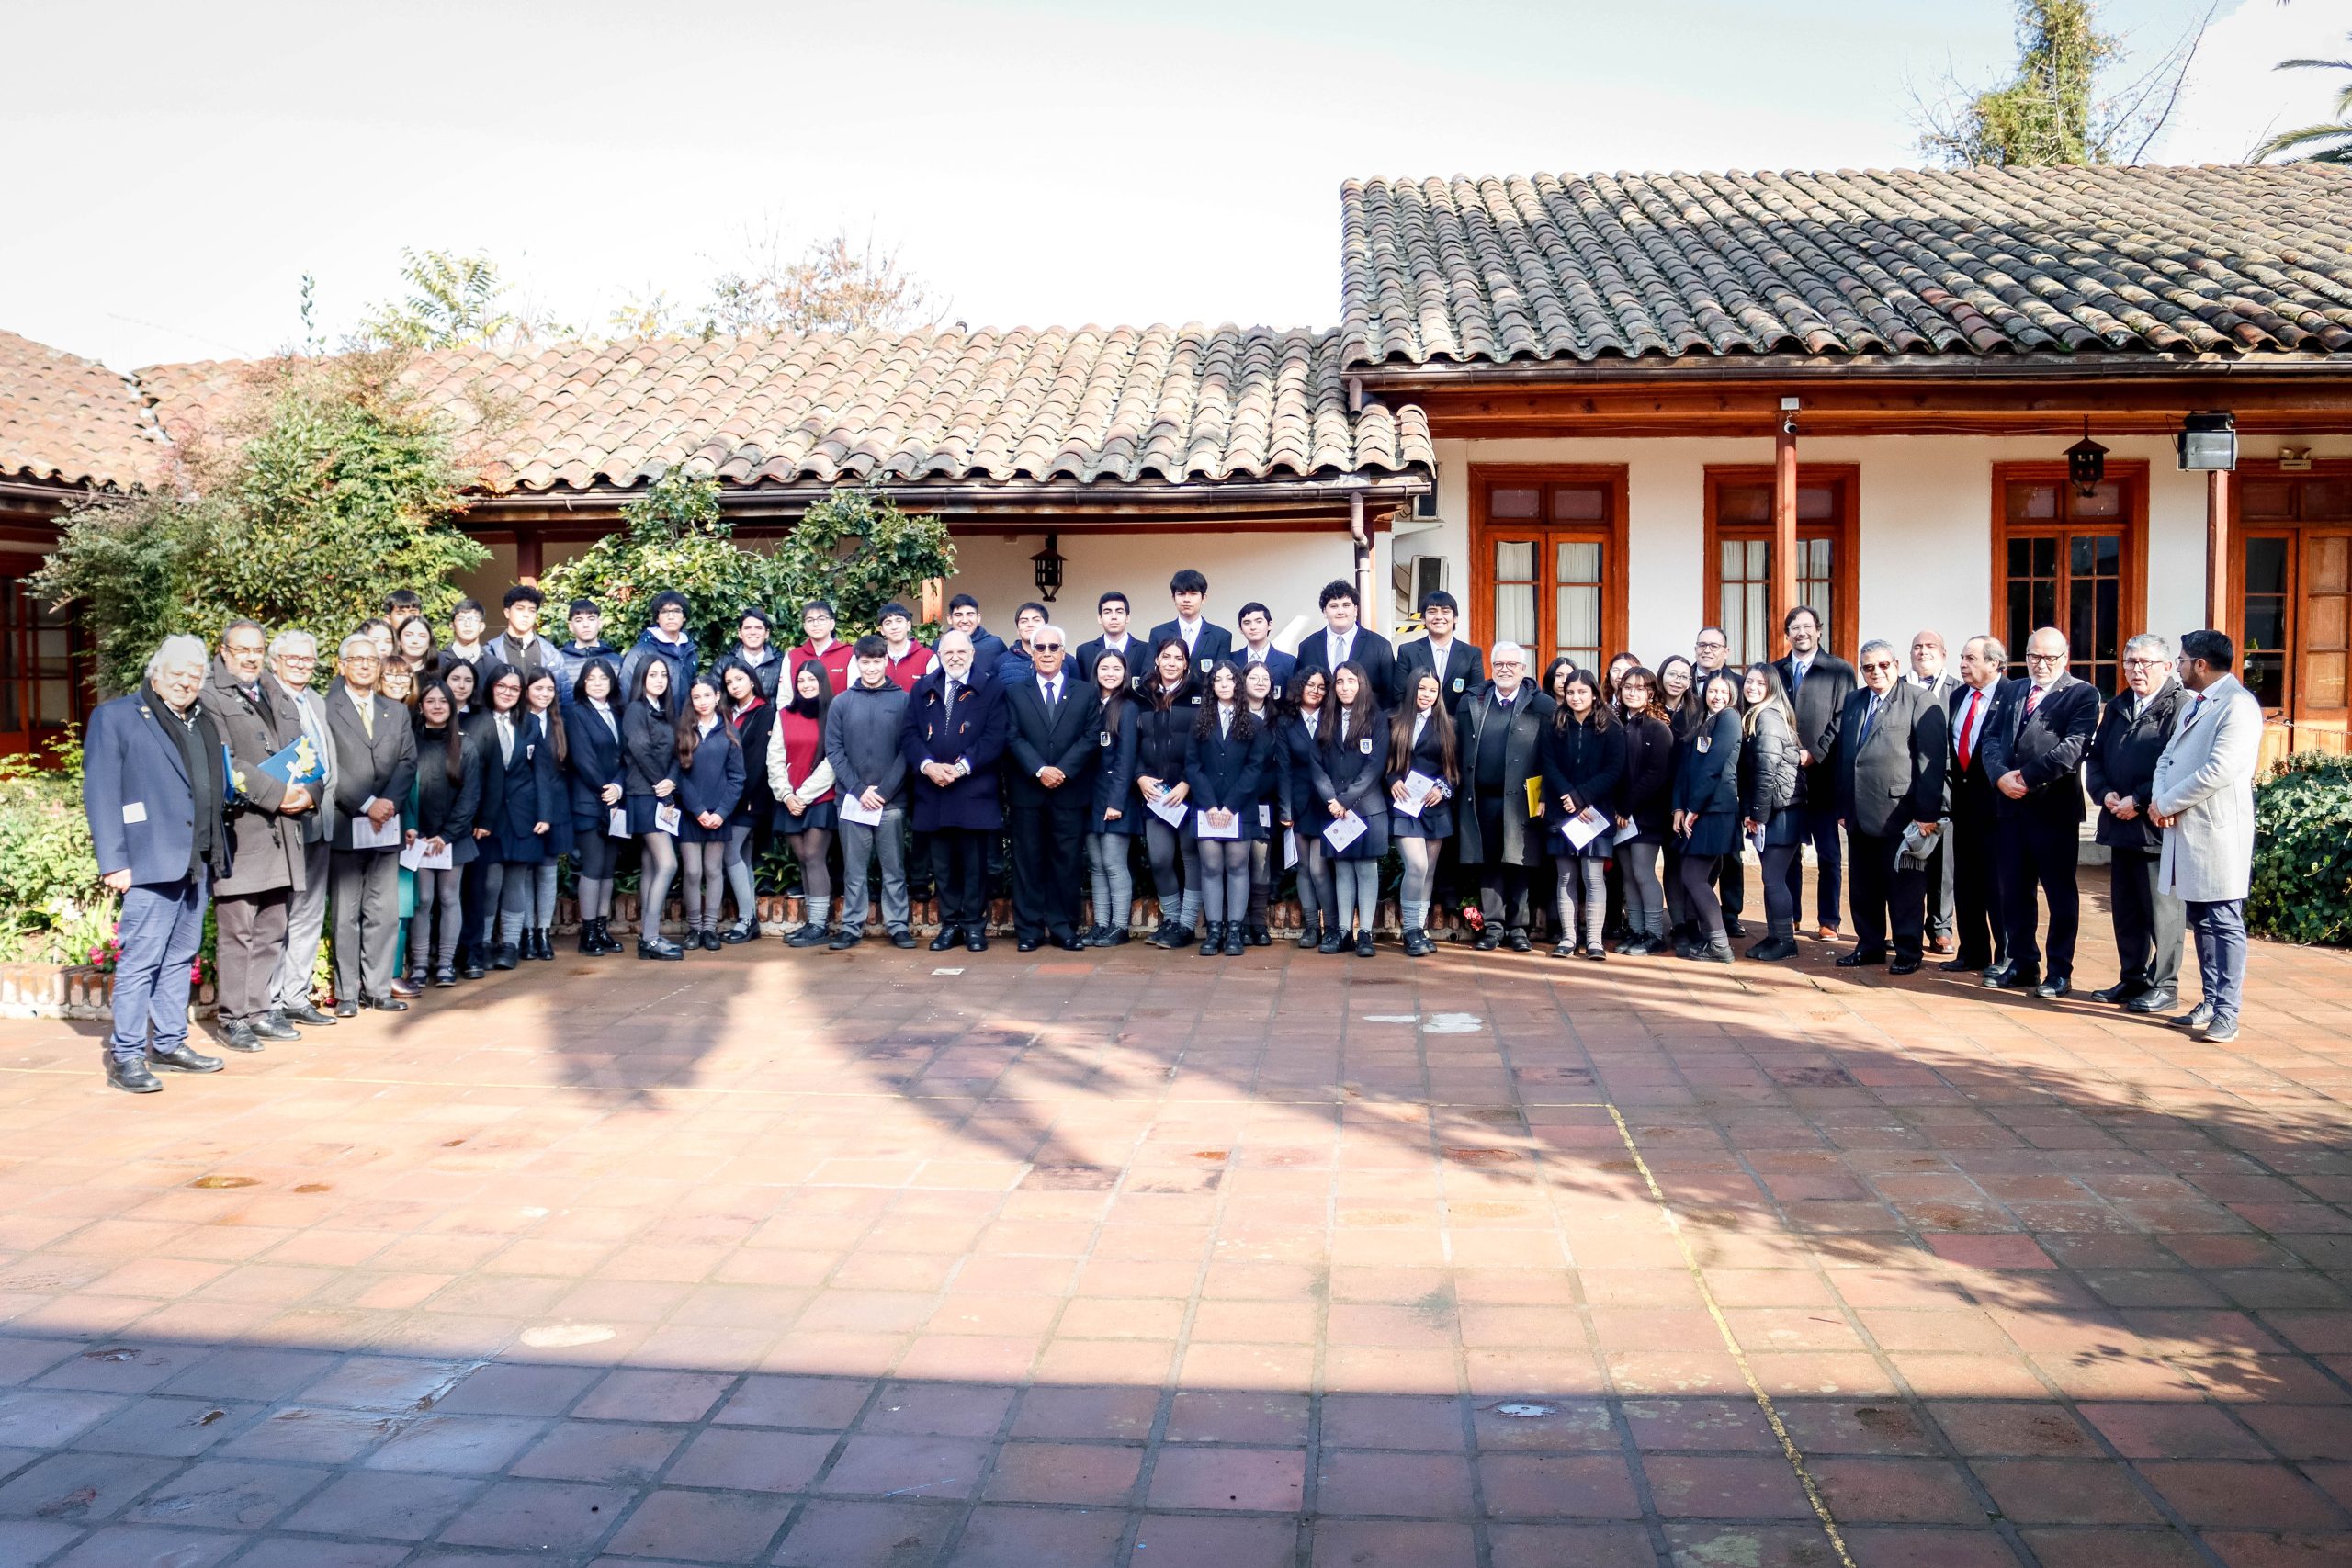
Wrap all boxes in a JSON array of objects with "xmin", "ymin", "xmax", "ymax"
[
  {"xmin": 2235, "ymin": 468, "xmax": 2352, "ymax": 734},
  {"xmin": 0, "ymin": 567, "xmax": 90, "ymax": 760},
  {"xmin": 1992, "ymin": 463, "xmax": 2148, "ymax": 695},
  {"xmin": 1468, "ymin": 467, "xmax": 1628, "ymax": 677}
]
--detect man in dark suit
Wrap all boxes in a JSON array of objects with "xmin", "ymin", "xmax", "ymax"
[
  {"xmin": 2086, "ymin": 633, "xmax": 2190, "ymax": 1013},
  {"xmin": 1395, "ymin": 590, "xmax": 1485, "ymax": 716},
  {"xmin": 1075, "ymin": 590, "xmax": 1147, "ymax": 691},
  {"xmin": 1149, "ymin": 569, "xmax": 1233, "ymax": 681},
  {"xmin": 903, "ymin": 629, "xmax": 1008, "ymax": 953},
  {"xmin": 1978, "ymin": 626, "xmax": 2100, "ymax": 998},
  {"xmin": 1296, "ymin": 580, "xmax": 1397, "ymax": 709},
  {"xmin": 325, "ymin": 634, "xmax": 419, "ymax": 1016},
  {"xmin": 81, "ymin": 636, "xmax": 235, "ymax": 1093},
  {"xmin": 1834, "ymin": 638, "xmax": 1949, "ymax": 974},
  {"xmin": 1227, "ymin": 601, "xmax": 1297, "ymax": 693},
  {"xmin": 1907, "ymin": 631, "xmax": 1962, "ymax": 953},
  {"xmin": 1772, "ymin": 604, "xmax": 1857, "ymax": 941},
  {"xmin": 1455, "ymin": 644, "xmax": 1554, "ymax": 950},
  {"xmin": 204, "ymin": 620, "xmax": 312, "ymax": 1054},
  {"xmin": 1002, "ymin": 625, "xmax": 1102, "ymax": 952},
  {"xmin": 1943, "ymin": 636, "xmax": 2009, "ymax": 976}
]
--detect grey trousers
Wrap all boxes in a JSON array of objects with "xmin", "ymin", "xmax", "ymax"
[
  {"xmin": 331, "ymin": 849, "xmax": 401, "ymax": 1004},
  {"xmin": 272, "ymin": 840, "xmax": 332, "ymax": 1012},
  {"xmin": 214, "ymin": 887, "xmax": 289, "ymax": 1026},
  {"xmin": 410, "ymin": 868, "xmax": 464, "ymax": 973},
  {"xmin": 841, "ymin": 808, "xmax": 910, "ymax": 932}
]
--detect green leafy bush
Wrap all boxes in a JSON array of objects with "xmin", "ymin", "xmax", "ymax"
[
  {"xmin": 769, "ymin": 484, "xmax": 956, "ymax": 637},
  {"xmin": 0, "ymin": 733, "xmax": 110, "ymax": 964},
  {"xmin": 2248, "ymin": 750, "xmax": 2352, "ymax": 945}
]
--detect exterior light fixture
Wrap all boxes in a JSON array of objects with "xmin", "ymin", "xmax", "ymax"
[
  {"xmin": 2064, "ymin": 419, "xmax": 2109, "ymax": 498},
  {"xmin": 1030, "ymin": 533, "xmax": 1064, "ymax": 602},
  {"xmin": 2177, "ymin": 412, "xmax": 2237, "ymax": 472}
]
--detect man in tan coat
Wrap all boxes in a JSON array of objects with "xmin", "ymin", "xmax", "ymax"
[{"xmin": 2150, "ymin": 629, "xmax": 2263, "ymax": 1044}]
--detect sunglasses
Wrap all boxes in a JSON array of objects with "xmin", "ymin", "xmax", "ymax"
[
  {"xmin": 1860, "ymin": 660, "xmax": 1897, "ymax": 672},
  {"xmin": 1034, "ymin": 643, "xmax": 1063, "ymax": 653}
]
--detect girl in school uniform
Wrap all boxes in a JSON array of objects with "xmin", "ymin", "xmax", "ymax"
[
  {"xmin": 1737, "ymin": 662, "xmax": 1803, "ymax": 964},
  {"xmin": 405, "ymin": 680, "xmax": 483, "ymax": 988},
  {"xmin": 1318, "ymin": 660, "xmax": 1391, "ymax": 958},
  {"xmin": 566, "ymin": 658, "xmax": 628, "ymax": 955},
  {"xmin": 674, "ymin": 673, "xmax": 747, "ymax": 952},
  {"xmin": 1283, "ymin": 668, "xmax": 1339, "ymax": 951},
  {"xmin": 716, "ymin": 659, "xmax": 775, "ymax": 943},
  {"xmin": 1238, "ymin": 660, "xmax": 1285, "ymax": 947},
  {"xmin": 768, "ymin": 660, "xmax": 839, "ymax": 948},
  {"xmin": 1385, "ymin": 669, "xmax": 1458, "ymax": 957},
  {"xmin": 1184, "ymin": 662, "xmax": 1275, "ymax": 958},
  {"xmin": 520, "ymin": 671, "xmax": 571, "ymax": 961},
  {"xmin": 1611, "ymin": 666, "xmax": 1678, "ymax": 955},
  {"xmin": 622, "ymin": 654, "xmax": 684, "ymax": 960},
  {"xmin": 1083, "ymin": 649, "xmax": 1141, "ymax": 946},
  {"xmin": 1540, "ymin": 662, "xmax": 1626, "ymax": 960},
  {"xmin": 1672, "ymin": 670, "xmax": 1745, "ymax": 965},
  {"xmin": 475, "ymin": 663, "xmax": 560, "ymax": 971},
  {"xmin": 1134, "ymin": 638, "xmax": 1202, "ymax": 948},
  {"xmin": 1654, "ymin": 653, "xmax": 1701, "ymax": 950}
]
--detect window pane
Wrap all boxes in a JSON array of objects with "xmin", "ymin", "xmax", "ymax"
[
  {"xmin": 1551, "ymin": 486, "xmax": 1606, "ymax": 522},
  {"xmin": 2244, "ymin": 536, "xmax": 2290, "ymax": 598},
  {"xmin": 34, "ymin": 680, "xmax": 70, "ymax": 726},
  {"xmin": 1491, "ymin": 487, "xmax": 1541, "ymax": 519},
  {"xmin": 2244, "ymin": 596, "xmax": 2288, "ymax": 653},
  {"xmin": 2072, "ymin": 482, "xmax": 2121, "ymax": 519},
  {"xmin": 2009, "ymin": 483, "xmax": 2059, "ymax": 522},
  {"xmin": 1556, "ymin": 585, "xmax": 1600, "ymax": 665},
  {"xmin": 0, "ymin": 580, "xmax": 17, "ymax": 733},
  {"xmin": 2031, "ymin": 536, "xmax": 2057, "ymax": 579},
  {"xmin": 2241, "ymin": 480, "xmax": 2296, "ymax": 521},
  {"xmin": 1555, "ymin": 540, "xmax": 1600, "ymax": 585},
  {"xmin": 2303, "ymin": 480, "xmax": 2352, "ymax": 522},
  {"xmin": 2245, "ymin": 651, "xmax": 2287, "ymax": 710},
  {"xmin": 1494, "ymin": 584, "xmax": 1536, "ymax": 649},
  {"xmin": 1718, "ymin": 485, "xmax": 1770, "ymax": 525},
  {"xmin": 1741, "ymin": 584, "xmax": 1768, "ymax": 666},
  {"xmin": 1494, "ymin": 540, "xmax": 1535, "ymax": 581},
  {"xmin": 1795, "ymin": 484, "xmax": 1836, "ymax": 522}
]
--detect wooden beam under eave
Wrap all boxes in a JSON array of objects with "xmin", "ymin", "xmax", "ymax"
[
  {"xmin": 1771, "ymin": 420, "xmax": 1797, "ymax": 653},
  {"xmin": 2206, "ymin": 468, "xmax": 2232, "ymax": 630}
]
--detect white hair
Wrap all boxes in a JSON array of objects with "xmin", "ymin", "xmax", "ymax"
[
  {"xmin": 267, "ymin": 627, "xmax": 316, "ymax": 658},
  {"xmin": 338, "ymin": 633, "xmax": 379, "ymax": 660},
  {"xmin": 144, "ymin": 635, "xmax": 209, "ymax": 682},
  {"xmin": 2124, "ymin": 632, "xmax": 2172, "ymax": 661},
  {"xmin": 1489, "ymin": 641, "xmax": 1527, "ymax": 666},
  {"xmin": 1034, "ymin": 625, "xmax": 1067, "ymax": 649}
]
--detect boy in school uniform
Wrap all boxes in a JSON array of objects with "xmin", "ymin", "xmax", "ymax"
[
  {"xmin": 1076, "ymin": 591, "xmax": 1146, "ymax": 689},
  {"xmin": 825, "ymin": 636, "xmax": 917, "ymax": 949},
  {"xmin": 1150, "ymin": 569, "xmax": 1232, "ymax": 678},
  {"xmin": 1227, "ymin": 601, "xmax": 1296, "ymax": 691}
]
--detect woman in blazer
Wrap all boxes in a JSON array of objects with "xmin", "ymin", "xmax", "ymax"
[
  {"xmin": 1239, "ymin": 660, "xmax": 1286, "ymax": 947},
  {"xmin": 1540, "ymin": 663, "xmax": 1626, "ymax": 960},
  {"xmin": 1283, "ymin": 667, "xmax": 1340, "ymax": 951},
  {"xmin": 1611, "ymin": 666, "xmax": 1677, "ymax": 954},
  {"xmin": 474, "ymin": 663, "xmax": 560, "ymax": 971},
  {"xmin": 1134, "ymin": 638, "xmax": 1203, "ymax": 948},
  {"xmin": 1737, "ymin": 663, "xmax": 1804, "ymax": 963},
  {"xmin": 405, "ymin": 680, "xmax": 483, "ymax": 987},
  {"xmin": 1672, "ymin": 670, "xmax": 1745, "ymax": 964},
  {"xmin": 1083, "ymin": 649, "xmax": 1141, "ymax": 946},
  {"xmin": 1654, "ymin": 653, "xmax": 1701, "ymax": 947},
  {"xmin": 518, "ymin": 670, "xmax": 571, "ymax": 962},
  {"xmin": 567, "ymin": 657, "xmax": 628, "ymax": 956},
  {"xmin": 1318, "ymin": 660, "xmax": 1391, "ymax": 958},
  {"xmin": 674, "ymin": 673, "xmax": 747, "ymax": 953},
  {"xmin": 768, "ymin": 660, "xmax": 839, "ymax": 948},
  {"xmin": 716, "ymin": 658, "xmax": 775, "ymax": 944},
  {"xmin": 1183, "ymin": 662, "xmax": 1275, "ymax": 958},
  {"xmin": 622, "ymin": 654, "xmax": 684, "ymax": 960},
  {"xmin": 1385, "ymin": 669, "xmax": 1458, "ymax": 957}
]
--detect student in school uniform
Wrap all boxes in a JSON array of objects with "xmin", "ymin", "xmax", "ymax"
[
  {"xmin": 1082, "ymin": 648, "xmax": 1142, "ymax": 946},
  {"xmin": 1133, "ymin": 637, "xmax": 1204, "ymax": 948},
  {"xmin": 1611, "ymin": 666, "xmax": 1678, "ymax": 954},
  {"xmin": 674, "ymin": 673, "xmax": 748, "ymax": 953},
  {"xmin": 787, "ymin": 600, "xmax": 855, "ymax": 695},
  {"xmin": 714, "ymin": 658, "xmax": 775, "ymax": 943},
  {"xmin": 877, "ymin": 602, "xmax": 937, "ymax": 692},
  {"xmin": 1385, "ymin": 668, "xmax": 1459, "ymax": 958},
  {"xmin": 1075, "ymin": 591, "xmax": 1147, "ymax": 691},
  {"xmin": 404, "ymin": 680, "xmax": 483, "ymax": 988},
  {"xmin": 769, "ymin": 660, "xmax": 841, "ymax": 948},
  {"xmin": 565, "ymin": 658, "xmax": 628, "ymax": 955},
  {"xmin": 1283, "ymin": 667, "xmax": 1340, "ymax": 951},
  {"xmin": 1296, "ymin": 580, "xmax": 1398, "ymax": 710},
  {"xmin": 1318, "ymin": 660, "xmax": 1392, "ymax": 957},
  {"xmin": 729, "ymin": 610, "xmax": 786, "ymax": 702},
  {"xmin": 1227, "ymin": 601, "xmax": 1297, "ymax": 694},
  {"xmin": 827, "ymin": 636, "xmax": 916, "ymax": 950},
  {"xmin": 1673, "ymin": 671, "xmax": 1746, "ymax": 964},
  {"xmin": 1737, "ymin": 663, "xmax": 1804, "ymax": 963},
  {"xmin": 944, "ymin": 594, "xmax": 1009, "ymax": 671},
  {"xmin": 518, "ymin": 670, "xmax": 571, "ymax": 960},
  {"xmin": 1150, "ymin": 569, "xmax": 1234, "ymax": 680},
  {"xmin": 1238, "ymin": 660, "xmax": 1286, "ymax": 945},
  {"xmin": 621, "ymin": 654, "xmax": 685, "ymax": 961},
  {"xmin": 473, "ymin": 664, "xmax": 560, "ymax": 972},
  {"xmin": 1183, "ymin": 661, "xmax": 1275, "ymax": 957},
  {"xmin": 1539, "ymin": 663, "xmax": 1626, "ymax": 961}
]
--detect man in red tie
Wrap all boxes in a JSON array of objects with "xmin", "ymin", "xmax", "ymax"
[{"xmin": 1942, "ymin": 635, "xmax": 2010, "ymax": 976}]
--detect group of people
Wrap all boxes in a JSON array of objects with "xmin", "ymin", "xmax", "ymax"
[{"xmin": 82, "ymin": 567, "xmax": 2264, "ymax": 1094}]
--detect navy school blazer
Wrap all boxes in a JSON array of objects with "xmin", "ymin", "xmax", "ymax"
[{"xmin": 1182, "ymin": 707, "xmax": 1276, "ymax": 841}]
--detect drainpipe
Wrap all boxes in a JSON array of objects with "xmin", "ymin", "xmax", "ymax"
[{"xmin": 1351, "ymin": 492, "xmax": 1375, "ymax": 633}]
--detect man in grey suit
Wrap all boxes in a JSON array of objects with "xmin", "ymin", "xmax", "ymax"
[
  {"xmin": 2150, "ymin": 629, "xmax": 2263, "ymax": 1043},
  {"xmin": 204, "ymin": 620, "xmax": 311, "ymax": 1053},
  {"xmin": 1908, "ymin": 631, "xmax": 1962, "ymax": 953},
  {"xmin": 1835, "ymin": 638, "xmax": 1948, "ymax": 974},
  {"xmin": 324, "ymin": 634, "xmax": 418, "ymax": 1015},
  {"xmin": 266, "ymin": 629, "xmax": 339, "ymax": 1029}
]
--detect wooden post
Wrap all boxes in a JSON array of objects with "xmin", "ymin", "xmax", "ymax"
[
  {"xmin": 514, "ymin": 531, "xmax": 543, "ymax": 585},
  {"xmin": 1770, "ymin": 412, "xmax": 1798, "ymax": 651},
  {"xmin": 2205, "ymin": 467, "xmax": 2232, "ymax": 632}
]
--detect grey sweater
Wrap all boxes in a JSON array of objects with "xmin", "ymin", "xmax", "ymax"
[{"xmin": 824, "ymin": 682, "xmax": 911, "ymax": 805}]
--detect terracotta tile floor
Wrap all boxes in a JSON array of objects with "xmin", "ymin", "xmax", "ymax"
[{"xmin": 2, "ymin": 868, "xmax": 2350, "ymax": 1565}]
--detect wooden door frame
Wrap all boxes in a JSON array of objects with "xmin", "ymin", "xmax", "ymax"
[
  {"xmin": 2224, "ymin": 457, "xmax": 2352, "ymax": 722},
  {"xmin": 1987, "ymin": 459, "xmax": 2150, "ymax": 677},
  {"xmin": 1701, "ymin": 462, "xmax": 1860, "ymax": 657},
  {"xmin": 1465, "ymin": 464, "xmax": 1630, "ymax": 663}
]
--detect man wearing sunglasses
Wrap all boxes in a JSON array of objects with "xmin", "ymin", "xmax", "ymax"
[
  {"xmin": 1002, "ymin": 626, "xmax": 1102, "ymax": 952},
  {"xmin": 1979, "ymin": 626, "xmax": 2099, "ymax": 998},
  {"xmin": 1833, "ymin": 639, "xmax": 1947, "ymax": 975}
]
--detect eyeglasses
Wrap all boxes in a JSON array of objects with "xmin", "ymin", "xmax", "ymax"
[
  {"xmin": 278, "ymin": 654, "xmax": 317, "ymax": 665},
  {"xmin": 2122, "ymin": 658, "xmax": 2164, "ymax": 669},
  {"xmin": 1493, "ymin": 660, "xmax": 1525, "ymax": 670},
  {"xmin": 1695, "ymin": 638, "xmax": 1726, "ymax": 651},
  {"xmin": 2025, "ymin": 651, "xmax": 2065, "ymax": 665},
  {"xmin": 1859, "ymin": 660, "xmax": 1897, "ymax": 672}
]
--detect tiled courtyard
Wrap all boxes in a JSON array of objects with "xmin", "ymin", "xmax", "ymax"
[{"xmin": 2, "ymin": 869, "xmax": 2349, "ymax": 1568}]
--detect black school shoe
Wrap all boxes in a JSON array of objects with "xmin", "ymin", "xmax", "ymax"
[
  {"xmin": 1355, "ymin": 930, "xmax": 1375, "ymax": 958},
  {"xmin": 1222, "ymin": 925, "xmax": 1244, "ymax": 957}
]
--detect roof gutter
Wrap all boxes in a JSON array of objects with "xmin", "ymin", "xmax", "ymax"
[
  {"xmin": 464, "ymin": 470, "xmax": 1432, "ymax": 517},
  {"xmin": 1354, "ymin": 353, "xmax": 2352, "ymax": 389}
]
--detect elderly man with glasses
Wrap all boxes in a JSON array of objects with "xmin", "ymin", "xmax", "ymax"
[
  {"xmin": 1455, "ymin": 643, "xmax": 1555, "ymax": 952},
  {"xmin": 324, "ymin": 633, "xmax": 419, "ymax": 1014},
  {"xmin": 1833, "ymin": 639, "xmax": 1947, "ymax": 975},
  {"xmin": 2086, "ymin": 634, "xmax": 2190, "ymax": 1014},
  {"xmin": 1978, "ymin": 626, "xmax": 2100, "ymax": 998},
  {"xmin": 203, "ymin": 618, "xmax": 315, "ymax": 1053},
  {"xmin": 265, "ymin": 630, "xmax": 341, "ymax": 1027}
]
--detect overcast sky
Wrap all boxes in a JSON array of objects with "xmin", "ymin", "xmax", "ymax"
[{"xmin": 4, "ymin": 0, "xmax": 2343, "ymax": 371}]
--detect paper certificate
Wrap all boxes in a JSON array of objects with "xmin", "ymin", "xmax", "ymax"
[
  {"xmin": 838, "ymin": 792, "xmax": 885, "ymax": 828},
  {"xmin": 608, "ymin": 807, "xmax": 628, "ymax": 839},
  {"xmin": 1148, "ymin": 795, "xmax": 1189, "ymax": 829},
  {"xmin": 1393, "ymin": 770, "xmax": 1440, "ymax": 818},
  {"xmin": 1613, "ymin": 818, "xmax": 1642, "ymax": 845},
  {"xmin": 1283, "ymin": 828, "xmax": 1300, "ymax": 870},
  {"xmin": 1322, "ymin": 811, "xmax": 1367, "ymax": 852},
  {"xmin": 654, "ymin": 802, "xmax": 683, "ymax": 837},
  {"xmin": 400, "ymin": 839, "xmax": 454, "ymax": 871},
  {"xmin": 1196, "ymin": 808, "xmax": 1240, "ymax": 840},
  {"xmin": 350, "ymin": 808, "xmax": 402, "ymax": 851},
  {"xmin": 1563, "ymin": 805, "xmax": 1611, "ymax": 851}
]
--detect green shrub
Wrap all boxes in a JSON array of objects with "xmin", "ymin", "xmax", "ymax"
[
  {"xmin": 0, "ymin": 732, "xmax": 110, "ymax": 964},
  {"xmin": 2248, "ymin": 750, "xmax": 2352, "ymax": 945}
]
